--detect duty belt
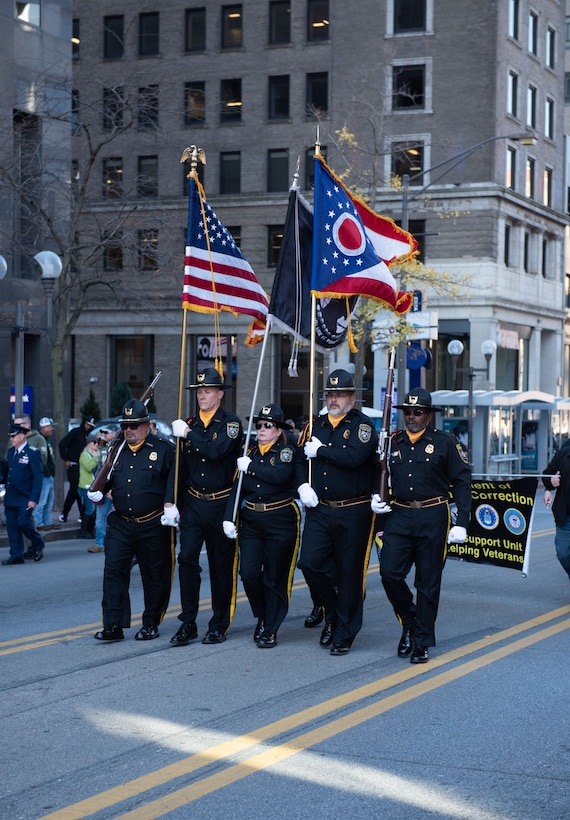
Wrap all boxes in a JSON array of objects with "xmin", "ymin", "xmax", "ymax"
[
  {"xmin": 245, "ymin": 497, "xmax": 294, "ymax": 512},
  {"xmin": 319, "ymin": 495, "xmax": 370, "ymax": 509},
  {"xmin": 188, "ymin": 486, "xmax": 232, "ymax": 502},
  {"xmin": 117, "ymin": 508, "xmax": 162, "ymax": 524},
  {"xmin": 393, "ymin": 496, "xmax": 448, "ymax": 509}
]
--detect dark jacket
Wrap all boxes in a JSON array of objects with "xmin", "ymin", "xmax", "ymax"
[
  {"xmin": 59, "ymin": 424, "xmax": 89, "ymax": 463},
  {"xmin": 4, "ymin": 442, "xmax": 44, "ymax": 506},
  {"xmin": 543, "ymin": 446, "xmax": 570, "ymax": 526}
]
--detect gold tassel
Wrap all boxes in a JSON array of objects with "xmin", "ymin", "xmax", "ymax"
[{"xmin": 347, "ymin": 298, "xmax": 358, "ymax": 353}]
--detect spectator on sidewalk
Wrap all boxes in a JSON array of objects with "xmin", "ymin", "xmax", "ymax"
[
  {"xmin": 58, "ymin": 416, "xmax": 95, "ymax": 523},
  {"xmin": 88, "ymin": 428, "xmax": 116, "ymax": 554},
  {"xmin": 78, "ymin": 435, "xmax": 99, "ymax": 539},
  {"xmin": 35, "ymin": 417, "xmax": 58, "ymax": 530}
]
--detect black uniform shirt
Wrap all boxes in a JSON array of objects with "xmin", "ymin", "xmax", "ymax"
[
  {"xmin": 231, "ymin": 439, "xmax": 297, "ymax": 510},
  {"xmin": 389, "ymin": 425, "xmax": 472, "ymax": 528},
  {"xmin": 297, "ymin": 410, "xmax": 378, "ymax": 501},
  {"xmin": 179, "ymin": 407, "xmax": 243, "ymax": 494},
  {"xmin": 105, "ymin": 434, "xmax": 175, "ymax": 518},
  {"xmin": 542, "ymin": 445, "xmax": 570, "ymax": 526}
]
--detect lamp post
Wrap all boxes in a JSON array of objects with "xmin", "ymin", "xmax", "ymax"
[
  {"xmin": 35, "ymin": 251, "xmax": 62, "ymax": 330},
  {"xmin": 447, "ymin": 338, "xmax": 497, "ymax": 467}
]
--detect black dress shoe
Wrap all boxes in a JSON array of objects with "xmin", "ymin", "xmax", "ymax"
[
  {"xmin": 257, "ymin": 632, "xmax": 277, "ymax": 648},
  {"xmin": 330, "ymin": 641, "xmax": 351, "ymax": 656},
  {"xmin": 24, "ymin": 549, "xmax": 35, "ymax": 560},
  {"xmin": 202, "ymin": 630, "xmax": 226, "ymax": 644},
  {"xmin": 135, "ymin": 625, "xmax": 159, "ymax": 641},
  {"xmin": 397, "ymin": 627, "xmax": 415, "ymax": 657},
  {"xmin": 34, "ymin": 549, "xmax": 44, "ymax": 562},
  {"xmin": 410, "ymin": 645, "xmax": 429, "ymax": 664},
  {"xmin": 304, "ymin": 604, "xmax": 324, "ymax": 628},
  {"xmin": 253, "ymin": 618, "xmax": 265, "ymax": 642},
  {"xmin": 94, "ymin": 625, "xmax": 124, "ymax": 641},
  {"xmin": 2, "ymin": 557, "xmax": 25, "ymax": 565},
  {"xmin": 319, "ymin": 622, "xmax": 334, "ymax": 647},
  {"xmin": 170, "ymin": 622, "xmax": 198, "ymax": 646}
]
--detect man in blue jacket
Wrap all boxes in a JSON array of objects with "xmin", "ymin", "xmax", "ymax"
[{"xmin": 2, "ymin": 422, "xmax": 45, "ymax": 564}]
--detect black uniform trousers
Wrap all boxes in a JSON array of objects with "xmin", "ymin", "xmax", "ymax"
[
  {"xmin": 102, "ymin": 512, "xmax": 174, "ymax": 629},
  {"xmin": 238, "ymin": 503, "xmax": 300, "ymax": 634},
  {"xmin": 5, "ymin": 505, "xmax": 45, "ymax": 559},
  {"xmin": 62, "ymin": 463, "xmax": 84, "ymax": 519},
  {"xmin": 380, "ymin": 503, "xmax": 450, "ymax": 647},
  {"xmin": 298, "ymin": 502, "xmax": 374, "ymax": 645},
  {"xmin": 178, "ymin": 496, "xmax": 239, "ymax": 634}
]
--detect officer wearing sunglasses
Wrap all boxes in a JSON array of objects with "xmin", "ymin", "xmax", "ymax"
[{"xmin": 374, "ymin": 387, "xmax": 472, "ymax": 665}]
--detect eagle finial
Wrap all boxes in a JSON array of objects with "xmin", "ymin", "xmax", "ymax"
[{"xmin": 180, "ymin": 145, "xmax": 207, "ymax": 168}]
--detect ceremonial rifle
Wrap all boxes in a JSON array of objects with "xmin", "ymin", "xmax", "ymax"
[
  {"xmin": 88, "ymin": 371, "xmax": 162, "ymax": 495},
  {"xmin": 378, "ymin": 348, "xmax": 396, "ymax": 504}
]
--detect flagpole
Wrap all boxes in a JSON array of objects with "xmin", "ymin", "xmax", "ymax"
[{"xmin": 307, "ymin": 133, "xmax": 322, "ymax": 477}]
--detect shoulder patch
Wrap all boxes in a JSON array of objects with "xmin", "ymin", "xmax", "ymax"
[
  {"xmin": 456, "ymin": 442, "xmax": 469, "ymax": 464},
  {"xmin": 227, "ymin": 421, "xmax": 240, "ymax": 439},
  {"xmin": 358, "ymin": 423, "xmax": 373, "ymax": 443},
  {"xmin": 280, "ymin": 447, "xmax": 293, "ymax": 463}
]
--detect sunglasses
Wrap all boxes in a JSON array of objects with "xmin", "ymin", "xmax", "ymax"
[
  {"xmin": 255, "ymin": 422, "xmax": 275, "ymax": 430},
  {"xmin": 120, "ymin": 422, "xmax": 144, "ymax": 430},
  {"xmin": 403, "ymin": 408, "xmax": 428, "ymax": 417}
]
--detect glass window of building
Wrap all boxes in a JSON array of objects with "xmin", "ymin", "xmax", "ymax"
[
  {"xmin": 102, "ymin": 157, "xmax": 123, "ymax": 198},
  {"xmin": 267, "ymin": 149, "xmax": 289, "ymax": 192},
  {"xmin": 306, "ymin": 72, "xmax": 328, "ymax": 115},
  {"xmin": 391, "ymin": 142, "xmax": 424, "ymax": 181},
  {"xmin": 15, "ymin": 1, "xmax": 40, "ymax": 26},
  {"xmin": 102, "ymin": 87, "xmax": 124, "ymax": 130},
  {"xmin": 545, "ymin": 97, "xmax": 554, "ymax": 139},
  {"xmin": 222, "ymin": 5, "xmax": 243, "ymax": 48},
  {"xmin": 543, "ymin": 167, "xmax": 553, "ymax": 207},
  {"xmin": 392, "ymin": 65, "xmax": 425, "ymax": 109},
  {"xmin": 184, "ymin": 82, "xmax": 206, "ymax": 125},
  {"xmin": 137, "ymin": 156, "xmax": 159, "ymax": 198},
  {"xmin": 226, "ymin": 226, "xmax": 241, "ymax": 247},
  {"xmin": 508, "ymin": 0, "xmax": 519, "ymax": 40},
  {"xmin": 307, "ymin": 0, "xmax": 329, "ymax": 41},
  {"xmin": 526, "ymin": 156, "xmax": 535, "ymax": 199},
  {"xmin": 138, "ymin": 229, "xmax": 159, "ymax": 270},
  {"xmin": 504, "ymin": 224, "xmax": 511, "ymax": 266},
  {"xmin": 72, "ymin": 18, "xmax": 80, "ymax": 60},
  {"xmin": 103, "ymin": 232, "xmax": 123, "ymax": 271},
  {"xmin": 527, "ymin": 84, "xmax": 536, "ymax": 128},
  {"xmin": 220, "ymin": 79, "xmax": 242, "ymax": 122},
  {"xmin": 506, "ymin": 146, "xmax": 516, "ymax": 190},
  {"xmin": 139, "ymin": 12, "xmax": 159, "ymax": 56},
  {"xmin": 103, "ymin": 15, "xmax": 124, "ymax": 59},
  {"xmin": 112, "ymin": 337, "xmax": 153, "ymax": 395},
  {"xmin": 268, "ymin": 75, "xmax": 290, "ymax": 119},
  {"xmin": 565, "ymin": 73, "xmax": 570, "ymax": 104},
  {"xmin": 393, "ymin": 0, "xmax": 426, "ymax": 33},
  {"xmin": 508, "ymin": 71, "xmax": 518, "ymax": 116},
  {"xmin": 546, "ymin": 26, "xmax": 555, "ymax": 69},
  {"xmin": 71, "ymin": 89, "xmax": 80, "ymax": 133},
  {"xmin": 267, "ymin": 226, "xmax": 284, "ymax": 266},
  {"xmin": 220, "ymin": 151, "xmax": 241, "ymax": 194},
  {"xmin": 528, "ymin": 12, "xmax": 538, "ymax": 55},
  {"xmin": 185, "ymin": 8, "xmax": 206, "ymax": 52},
  {"xmin": 270, "ymin": 2, "xmax": 291, "ymax": 44},
  {"xmin": 138, "ymin": 85, "xmax": 159, "ymax": 129}
]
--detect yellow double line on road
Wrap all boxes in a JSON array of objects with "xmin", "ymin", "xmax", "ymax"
[{"xmin": 40, "ymin": 604, "xmax": 570, "ymax": 820}]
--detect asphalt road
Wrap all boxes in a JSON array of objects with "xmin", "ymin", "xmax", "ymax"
[{"xmin": 1, "ymin": 499, "xmax": 569, "ymax": 820}]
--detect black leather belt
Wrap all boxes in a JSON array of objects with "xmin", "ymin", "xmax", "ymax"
[
  {"xmin": 393, "ymin": 496, "xmax": 448, "ymax": 509},
  {"xmin": 188, "ymin": 486, "xmax": 231, "ymax": 502},
  {"xmin": 117, "ymin": 508, "xmax": 162, "ymax": 524},
  {"xmin": 245, "ymin": 498, "xmax": 294, "ymax": 512},
  {"xmin": 319, "ymin": 496, "xmax": 370, "ymax": 509}
]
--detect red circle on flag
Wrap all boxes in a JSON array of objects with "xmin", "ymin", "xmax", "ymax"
[{"xmin": 333, "ymin": 213, "xmax": 366, "ymax": 256}]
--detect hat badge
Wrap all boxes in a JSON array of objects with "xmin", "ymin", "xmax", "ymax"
[
  {"xmin": 261, "ymin": 406, "xmax": 271, "ymax": 416},
  {"xmin": 330, "ymin": 376, "xmax": 339, "ymax": 385},
  {"xmin": 409, "ymin": 396, "xmax": 419, "ymax": 405},
  {"xmin": 125, "ymin": 407, "xmax": 133, "ymax": 417},
  {"xmin": 197, "ymin": 373, "xmax": 205, "ymax": 383}
]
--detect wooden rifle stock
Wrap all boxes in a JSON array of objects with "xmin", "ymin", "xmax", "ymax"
[
  {"xmin": 377, "ymin": 348, "xmax": 396, "ymax": 503},
  {"xmin": 89, "ymin": 371, "xmax": 162, "ymax": 494}
]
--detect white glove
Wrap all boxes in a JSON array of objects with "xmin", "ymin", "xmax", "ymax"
[
  {"xmin": 161, "ymin": 505, "xmax": 180, "ymax": 527},
  {"xmin": 223, "ymin": 520, "xmax": 237, "ymax": 539},
  {"xmin": 87, "ymin": 490, "xmax": 104, "ymax": 504},
  {"xmin": 448, "ymin": 525, "xmax": 467, "ymax": 544},
  {"xmin": 304, "ymin": 436, "xmax": 324, "ymax": 459},
  {"xmin": 371, "ymin": 494, "xmax": 392, "ymax": 515},
  {"xmin": 237, "ymin": 455, "xmax": 251, "ymax": 473},
  {"xmin": 172, "ymin": 419, "xmax": 190, "ymax": 438},
  {"xmin": 298, "ymin": 483, "xmax": 319, "ymax": 508}
]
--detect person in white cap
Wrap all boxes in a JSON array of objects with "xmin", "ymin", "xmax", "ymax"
[{"xmin": 35, "ymin": 417, "xmax": 58, "ymax": 530}]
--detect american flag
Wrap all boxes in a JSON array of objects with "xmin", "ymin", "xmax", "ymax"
[
  {"xmin": 183, "ymin": 177, "xmax": 269, "ymax": 330},
  {"xmin": 311, "ymin": 157, "xmax": 413, "ymax": 315}
]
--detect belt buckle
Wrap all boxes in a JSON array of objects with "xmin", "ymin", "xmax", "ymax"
[
  {"xmin": 253, "ymin": 502, "xmax": 264, "ymax": 512},
  {"xmin": 410, "ymin": 500, "xmax": 422, "ymax": 509}
]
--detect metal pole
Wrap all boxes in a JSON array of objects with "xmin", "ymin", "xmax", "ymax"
[
  {"xmin": 396, "ymin": 174, "xmax": 410, "ymax": 413},
  {"xmin": 468, "ymin": 368, "xmax": 474, "ymax": 469},
  {"xmin": 14, "ymin": 302, "xmax": 24, "ymax": 417}
]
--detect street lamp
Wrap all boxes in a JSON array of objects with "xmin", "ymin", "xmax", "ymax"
[
  {"xmin": 447, "ymin": 338, "xmax": 497, "ymax": 467},
  {"xmin": 34, "ymin": 251, "xmax": 62, "ymax": 330}
]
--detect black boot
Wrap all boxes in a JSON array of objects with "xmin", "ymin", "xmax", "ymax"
[{"xmin": 80, "ymin": 513, "xmax": 95, "ymax": 539}]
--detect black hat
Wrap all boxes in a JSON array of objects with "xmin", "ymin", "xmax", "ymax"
[
  {"xmin": 9, "ymin": 423, "xmax": 28, "ymax": 437},
  {"xmin": 324, "ymin": 369, "xmax": 356, "ymax": 393},
  {"xmin": 82, "ymin": 416, "xmax": 96, "ymax": 427},
  {"xmin": 119, "ymin": 399, "xmax": 149, "ymax": 424},
  {"xmin": 249, "ymin": 403, "xmax": 293, "ymax": 430},
  {"xmin": 186, "ymin": 368, "xmax": 227, "ymax": 390},
  {"xmin": 394, "ymin": 387, "xmax": 442, "ymax": 412}
]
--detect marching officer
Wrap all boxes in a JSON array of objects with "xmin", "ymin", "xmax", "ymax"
[
  {"xmin": 223, "ymin": 404, "xmax": 301, "ymax": 648},
  {"xmin": 373, "ymin": 387, "xmax": 471, "ymax": 664},
  {"xmin": 2, "ymin": 422, "xmax": 45, "ymax": 564},
  {"xmin": 297, "ymin": 369, "xmax": 378, "ymax": 656},
  {"xmin": 170, "ymin": 368, "xmax": 243, "ymax": 646},
  {"xmin": 90, "ymin": 399, "xmax": 178, "ymax": 642}
]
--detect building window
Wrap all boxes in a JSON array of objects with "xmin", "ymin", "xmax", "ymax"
[
  {"xmin": 139, "ymin": 12, "xmax": 159, "ymax": 56},
  {"xmin": 523, "ymin": 231, "xmax": 530, "ymax": 272},
  {"xmin": 526, "ymin": 156, "xmax": 535, "ymax": 199},
  {"xmin": 391, "ymin": 141, "xmax": 424, "ymax": 182},
  {"xmin": 546, "ymin": 27, "xmax": 555, "ymax": 69},
  {"xmin": 222, "ymin": 5, "xmax": 242, "ymax": 49},
  {"xmin": 137, "ymin": 156, "xmax": 158, "ymax": 198},
  {"xmin": 307, "ymin": 0, "xmax": 329, "ymax": 42},
  {"xmin": 71, "ymin": 89, "xmax": 80, "ymax": 133},
  {"xmin": 103, "ymin": 232, "xmax": 123, "ymax": 271},
  {"xmin": 268, "ymin": 226, "xmax": 284, "ymax": 266},
  {"xmin": 543, "ymin": 167, "xmax": 553, "ymax": 207},
  {"xmin": 545, "ymin": 97, "xmax": 554, "ymax": 139},
  {"xmin": 102, "ymin": 157, "xmax": 123, "ymax": 198},
  {"xmin": 504, "ymin": 224, "xmax": 511, "ymax": 267},
  {"xmin": 226, "ymin": 226, "xmax": 241, "ymax": 247},
  {"xmin": 270, "ymin": 1, "xmax": 291, "ymax": 44},
  {"xmin": 267, "ymin": 149, "xmax": 289, "ymax": 192},
  {"xmin": 138, "ymin": 229, "xmax": 159, "ymax": 270},
  {"xmin": 220, "ymin": 151, "xmax": 241, "ymax": 194},
  {"xmin": 102, "ymin": 87, "xmax": 124, "ymax": 130},
  {"xmin": 528, "ymin": 12, "xmax": 537, "ymax": 55},
  {"xmin": 565, "ymin": 73, "xmax": 570, "ymax": 104},
  {"xmin": 306, "ymin": 72, "xmax": 328, "ymax": 116},
  {"xmin": 508, "ymin": 0, "xmax": 519, "ymax": 41},
  {"xmin": 220, "ymin": 79, "xmax": 242, "ymax": 122},
  {"xmin": 268, "ymin": 75, "xmax": 290, "ymax": 119},
  {"xmin": 185, "ymin": 7, "xmax": 206, "ymax": 52},
  {"xmin": 15, "ymin": 1, "xmax": 40, "ymax": 26},
  {"xmin": 392, "ymin": 64, "xmax": 425, "ymax": 109},
  {"xmin": 393, "ymin": 0, "xmax": 426, "ymax": 33},
  {"xmin": 506, "ymin": 146, "xmax": 516, "ymax": 190},
  {"xmin": 527, "ymin": 85, "xmax": 537, "ymax": 128},
  {"xmin": 184, "ymin": 82, "xmax": 206, "ymax": 125},
  {"xmin": 508, "ymin": 71, "xmax": 518, "ymax": 117},
  {"xmin": 72, "ymin": 18, "xmax": 80, "ymax": 60},
  {"xmin": 305, "ymin": 145, "xmax": 327, "ymax": 189},
  {"xmin": 138, "ymin": 85, "xmax": 159, "ymax": 130},
  {"xmin": 103, "ymin": 15, "xmax": 124, "ymax": 59},
  {"xmin": 542, "ymin": 239, "xmax": 548, "ymax": 277},
  {"xmin": 566, "ymin": 17, "xmax": 570, "ymax": 47}
]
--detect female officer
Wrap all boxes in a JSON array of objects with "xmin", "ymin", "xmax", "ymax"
[{"xmin": 223, "ymin": 404, "xmax": 300, "ymax": 648}]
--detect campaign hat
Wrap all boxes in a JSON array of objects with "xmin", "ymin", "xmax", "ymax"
[
  {"xmin": 186, "ymin": 368, "xmax": 228, "ymax": 389},
  {"xmin": 394, "ymin": 387, "xmax": 442, "ymax": 412},
  {"xmin": 248, "ymin": 403, "xmax": 293, "ymax": 430},
  {"xmin": 324, "ymin": 369, "xmax": 356, "ymax": 393},
  {"xmin": 118, "ymin": 399, "xmax": 149, "ymax": 424}
]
